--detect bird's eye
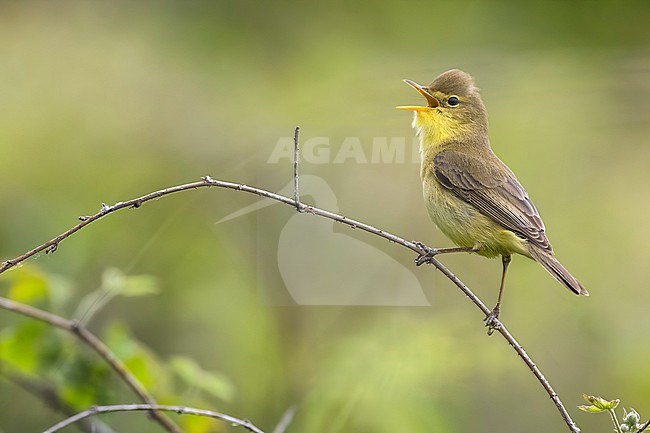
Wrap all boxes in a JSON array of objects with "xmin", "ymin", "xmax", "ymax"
[{"xmin": 447, "ymin": 96, "xmax": 459, "ymax": 107}]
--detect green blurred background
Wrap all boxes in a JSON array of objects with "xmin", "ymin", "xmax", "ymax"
[{"xmin": 0, "ymin": 1, "xmax": 648, "ymax": 432}]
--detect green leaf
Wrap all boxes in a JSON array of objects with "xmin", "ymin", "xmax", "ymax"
[
  {"xmin": 100, "ymin": 267, "xmax": 159, "ymax": 297},
  {"xmin": 104, "ymin": 322, "xmax": 138, "ymax": 358},
  {"xmin": 73, "ymin": 268, "xmax": 159, "ymax": 323},
  {"xmin": 0, "ymin": 321, "xmax": 48, "ymax": 374},
  {"xmin": 58, "ymin": 354, "xmax": 112, "ymax": 408},
  {"xmin": 120, "ymin": 274, "xmax": 160, "ymax": 297},
  {"xmin": 580, "ymin": 394, "xmax": 620, "ymax": 411},
  {"xmin": 578, "ymin": 404, "xmax": 607, "ymax": 413},
  {"xmin": 4, "ymin": 266, "xmax": 49, "ymax": 304},
  {"xmin": 170, "ymin": 355, "xmax": 234, "ymax": 402},
  {"xmin": 103, "ymin": 322, "xmax": 163, "ymax": 390},
  {"xmin": 622, "ymin": 408, "xmax": 641, "ymax": 428}
]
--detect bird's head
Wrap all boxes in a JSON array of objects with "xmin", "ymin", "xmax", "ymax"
[{"xmin": 397, "ymin": 69, "xmax": 488, "ymax": 145}]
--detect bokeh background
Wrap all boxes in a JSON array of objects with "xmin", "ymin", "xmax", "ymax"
[{"xmin": 0, "ymin": 1, "xmax": 648, "ymax": 432}]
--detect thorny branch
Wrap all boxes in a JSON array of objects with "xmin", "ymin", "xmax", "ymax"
[
  {"xmin": 0, "ymin": 127, "xmax": 582, "ymax": 433},
  {"xmin": 42, "ymin": 404, "xmax": 264, "ymax": 433}
]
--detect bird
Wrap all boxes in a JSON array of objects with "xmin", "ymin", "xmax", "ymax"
[{"xmin": 397, "ymin": 69, "xmax": 588, "ymax": 330}]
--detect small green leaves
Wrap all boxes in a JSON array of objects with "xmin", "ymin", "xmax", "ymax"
[
  {"xmin": 578, "ymin": 394, "xmax": 620, "ymax": 413},
  {"xmin": 103, "ymin": 268, "xmax": 160, "ymax": 298},
  {"xmin": 104, "ymin": 322, "xmax": 162, "ymax": 389},
  {"xmin": 1, "ymin": 264, "xmax": 237, "ymax": 433},
  {"xmin": 578, "ymin": 403, "xmax": 607, "ymax": 413},
  {"xmin": 170, "ymin": 355, "xmax": 234, "ymax": 402},
  {"xmin": 3, "ymin": 266, "xmax": 50, "ymax": 305},
  {"xmin": 74, "ymin": 267, "xmax": 160, "ymax": 324},
  {"xmin": 578, "ymin": 394, "xmax": 648, "ymax": 433},
  {"xmin": 0, "ymin": 320, "xmax": 49, "ymax": 374},
  {"xmin": 623, "ymin": 408, "xmax": 640, "ymax": 426},
  {"xmin": 621, "ymin": 408, "xmax": 642, "ymax": 432}
]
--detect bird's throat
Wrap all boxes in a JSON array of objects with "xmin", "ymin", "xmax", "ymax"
[{"xmin": 412, "ymin": 110, "xmax": 471, "ymax": 152}]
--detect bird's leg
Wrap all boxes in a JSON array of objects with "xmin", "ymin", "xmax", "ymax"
[
  {"xmin": 485, "ymin": 255, "xmax": 511, "ymax": 335},
  {"xmin": 413, "ymin": 242, "xmax": 476, "ymax": 266}
]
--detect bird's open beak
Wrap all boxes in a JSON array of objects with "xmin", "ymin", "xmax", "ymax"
[{"xmin": 396, "ymin": 79, "xmax": 440, "ymax": 111}]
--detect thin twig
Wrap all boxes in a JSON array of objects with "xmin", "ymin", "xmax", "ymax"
[
  {"xmin": 0, "ymin": 298, "xmax": 182, "ymax": 433},
  {"xmin": 42, "ymin": 403, "xmax": 265, "ymax": 433},
  {"xmin": 610, "ymin": 408, "xmax": 624, "ymax": 433},
  {"xmin": 0, "ymin": 176, "xmax": 418, "ymax": 274},
  {"xmin": 0, "ymin": 182, "xmax": 205, "ymax": 274},
  {"xmin": 426, "ymin": 256, "xmax": 579, "ymax": 431},
  {"xmin": 0, "ymin": 176, "xmax": 581, "ymax": 432},
  {"xmin": 293, "ymin": 126, "xmax": 302, "ymax": 212}
]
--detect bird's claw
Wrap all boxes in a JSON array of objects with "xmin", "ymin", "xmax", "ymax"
[
  {"xmin": 414, "ymin": 242, "xmax": 438, "ymax": 266},
  {"xmin": 483, "ymin": 304, "xmax": 501, "ymax": 336}
]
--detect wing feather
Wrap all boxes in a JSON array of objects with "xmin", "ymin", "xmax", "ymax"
[{"xmin": 434, "ymin": 150, "xmax": 551, "ymax": 252}]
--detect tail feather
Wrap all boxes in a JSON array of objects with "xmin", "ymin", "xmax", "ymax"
[{"xmin": 529, "ymin": 247, "xmax": 589, "ymax": 296}]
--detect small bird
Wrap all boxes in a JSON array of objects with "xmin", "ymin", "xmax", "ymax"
[{"xmin": 397, "ymin": 69, "xmax": 588, "ymax": 329}]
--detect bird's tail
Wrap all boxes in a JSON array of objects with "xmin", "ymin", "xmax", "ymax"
[{"xmin": 528, "ymin": 247, "xmax": 589, "ymax": 296}]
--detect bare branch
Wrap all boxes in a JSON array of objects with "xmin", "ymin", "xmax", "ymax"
[
  {"xmin": 0, "ymin": 297, "xmax": 182, "ymax": 433},
  {"xmin": 43, "ymin": 404, "xmax": 265, "ymax": 433},
  {"xmin": 293, "ymin": 126, "xmax": 302, "ymax": 212},
  {"xmin": 0, "ymin": 176, "xmax": 423, "ymax": 275},
  {"xmin": 0, "ymin": 182, "xmax": 213, "ymax": 275},
  {"xmin": 0, "ymin": 162, "xmax": 581, "ymax": 431}
]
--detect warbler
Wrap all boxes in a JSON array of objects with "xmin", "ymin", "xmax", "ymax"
[{"xmin": 397, "ymin": 69, "xmax": 588, "ymax": 326}]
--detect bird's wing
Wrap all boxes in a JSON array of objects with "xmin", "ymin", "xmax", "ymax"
[{"xmin": 433, "ymin": 149, "xmax": 551, "ymax": 252}]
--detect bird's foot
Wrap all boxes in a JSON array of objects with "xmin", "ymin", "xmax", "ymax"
[
  {"xmin": 414, "ymin": 242, "xmax": 438, "ymax": 266},
  {"xmin": 483, "ymin": 304, "xmax": 501, "ymax": 336}
]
